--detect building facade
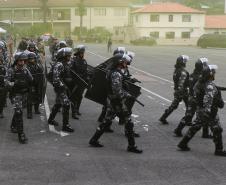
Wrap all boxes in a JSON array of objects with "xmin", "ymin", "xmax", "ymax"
[
  {"xmin": 131, "ymin": 3, "xmax": 205, "ymax": 45},
  {"xmin": 0, "ymin": 0, "xmax": 132, "ymax": 40},
  {"xmin": 0, "ymin": 0, "xmax": 225, "ymax": 45}
]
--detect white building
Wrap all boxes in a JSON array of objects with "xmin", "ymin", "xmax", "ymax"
[
  {"xmin": 0, "ymin": 0, "xmax": 132, "ymax": 40},
  {"xmin": 131, "ymin": 2, "xmax": 205, "ymax": 45},
  {"xmin": 205, "ymin": 15, "xmax": 226, "ymax": 35}
]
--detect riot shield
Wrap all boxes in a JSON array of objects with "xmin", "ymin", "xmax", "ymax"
[
  {"xmin": 85, "ymin": 68, "xmax": 108, "ymax": 105},
  {"xmin": 70, "ymin": 69, "xmax": 88, "ymax": 88},
  {"xmin": 123, "ymin": 79, "xmax": 142, "ymax": 111},
  {"xmin": 96, "ymin": 54, "xmax": 123, "ymax": 71}
]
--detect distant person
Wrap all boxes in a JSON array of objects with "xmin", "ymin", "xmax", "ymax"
[{"xmin": 107, "ymin": 38, "xmax": 112, "ymax": 53}]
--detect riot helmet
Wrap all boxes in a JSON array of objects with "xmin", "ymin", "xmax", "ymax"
[
  {"xmin": 113, "ymin": 47, "xmax": 126, "ymax": 56},
  {"xmin": 13, "ymin": 52, "xmax": 28, "ymax": 67},
  {"xmin": 56, "ymin": 47, "xmax": 72, "ymax": 61},
  {"xmin": 126, "ymin": 51, "xmax": 135, "ymax": 65},
  {"xmin": 202, "ymin": 64, "xmax": 217, "ymax": 81},
  {"xmin": 118, "ymin": 53, "xmax": 131, "ymax": 68},
  {"xmin": 27, "ymin": 52, "xmax": 37, "ymax": 64},
  {"xmin": 58, "ymin": 40, "xmax": 67, "ymax": 49},
  {"xmin": 27, "ymin": 42, "xmax": 37, "ymax": 52},
  {"xmin": 195, "ymin": 57, "xmax": 208, "ymax": 72},
  {"xmin": 175, "ymin": 55, "xmax": 189, "ymax": 68},
  {"xmin": 74, "ymin": 45, "xmax": 85, "ymax": 54}
]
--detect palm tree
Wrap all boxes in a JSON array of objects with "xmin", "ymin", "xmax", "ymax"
[
  {"xmin": 78, "ymin": 0, "xmax": 86, "ymax": 41},
  {"xmin": 39, "ymin": 0, "xmax": 49, "ymax": 23}
]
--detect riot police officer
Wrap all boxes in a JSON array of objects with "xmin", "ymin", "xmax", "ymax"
[
  {"xmin": 178, "ymin": 65, "xmax": 226, "ymax": 156},
  {"xmin": 174, "ymin": 58, "xmax": 208, "ymax": 136},
  {"xmin": 159, "ymin": 55, "xmax": 189, "ymax": 124},
  {"xmin": 97, "ymin": 47, "xmax": 127, "ymax": 125},
  {"xmin": 89, "ymin": 54, "xmax": 143, "ymax": 154},
  {"xmin": 70, "ymin": 45, "xmax": 88, "ymax": 118},
  {"xmin": 8, "ymin": 52, "xmax": 33, "ymax": 144},
  {"xmin": 26, "ymin": 52, "xmax": 44, "ymax": 119},
  {"xmin": 0, "ymin": 54, "xmax": 7, "ymax": 118},
  {"xmin": 48, "ymin": 47, "xmax": 74, "ymax": 133}
]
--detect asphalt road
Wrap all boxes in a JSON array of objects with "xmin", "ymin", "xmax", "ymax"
[{"xmin": 0, "ymin": 44, "xmax": 226, "ymax": 185}]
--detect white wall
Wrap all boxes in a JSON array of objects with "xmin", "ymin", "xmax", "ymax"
[
  {"xmin": 133, "ymin": 13, "xmax": 205, "ymax": 29},
  {"xmin": 70, "ymin": 7, "xmax": 130, "ymax": 32}
]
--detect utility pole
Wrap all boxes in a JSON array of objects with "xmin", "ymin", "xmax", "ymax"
[{"xmin": 78, "ymin": 0, "xmax": 85, "ymax": 41}]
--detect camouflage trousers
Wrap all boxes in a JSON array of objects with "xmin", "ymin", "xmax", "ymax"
[
  {"xmin": 96, "ymin": 98, "xmax": 136, "ymax": 147},
  {"xmin": 184, "ymin": 110, "xmax": 223, "ymax": 151},
  {"xmin": 48, "ymin": 89, "xmax": 70, "ymax": 125},
  {"xmin": 161, "ymin": 91, "xmax": 188, "ymax": 120},
  {"xmin": 175, "ymin": 96, "xmax": 196, "ymax": 131},
  {"xmin": 11, "ymin": 94, "xmax": 27, "ymax": 133}
]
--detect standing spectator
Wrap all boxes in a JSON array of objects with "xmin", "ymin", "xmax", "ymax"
[{"xmin": 107, "ymin": 38, "xmax": 112, "ymax": 53}]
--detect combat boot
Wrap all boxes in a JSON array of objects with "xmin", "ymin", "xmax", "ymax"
[
  {"xmin": 177, "ymin": 136, "xmax": 191, "ymax": 151},
  {"xmin": 48, "ymin": 105, "xmax": 60, "ymax": 126},
  {"xmin": 34, "ymin": 104, "xmax": 41, "ymax": 114},
  {"xmin": 72, "ymin": 112, "xmax": 79, "ymax": 120},
  {"xmin": 62, "ymin": 124, "xmax": 74, "ymax": 133},
  {"xmin": 127, "ymin": 146, "xmax": 143, "ymax": 154},
  {"xmin": 159, "ymin": 113, "xmax": 169, "ymax": 125},
  {"xmin": 89, "ymin": 129, "xmax": 104, "ymax": 147},
  {"xmin": 18, "ymin": 133, "xmax": 28, "ymax": 144},
  {"xmin": 174, "ymin": 128, "xmax": 183, "ymax": 137},
  {"xmin": 215, "ymin": 150, "xmax": 226, "ymax": 156},
  {"xmin": 0, "ymin": 112, "xmax": 4, "ymax": 118}
]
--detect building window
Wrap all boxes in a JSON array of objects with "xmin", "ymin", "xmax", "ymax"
[
  {"xmin": 181, "ymin": 32, "xmax": 190, "ymax": 39},
  {"xmin": 166, "ymin": 32, "xmax": 175, "ymax": 39},
  {"xmin": 75, "ymin": 7, "xmax": 87, "ymax": 16},
  {"xmin": 168, "ymin": 15, "xmax": 173, "ymax": 22},
  {"xmin": 150, "ymin": 14, "xmax": 159, "ymax": 22},
  {"xmin": 135, "ymin": 15, "xmax": 139, "ymax": 23},
  {"xmin": 114, "ymin": 8, "xmax": 126, "ymax": 16},
  {"xmin": 94, "ymin": 8, "xmax": 106, "ymax": 16},
  {"xmin": 150, "ymin": 32, "xmax": 159, "ymax": 38},
  {"xmin": 182, "ymin": 15, "xmax": 191, "ymax": 22}
]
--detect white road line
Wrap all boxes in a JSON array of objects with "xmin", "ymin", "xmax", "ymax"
[
  {"xmin": 44, "ymin": 95, "xmax": 69, "ymax": 137},
  {"xmin": 87, "ymin": 50, "xmax": 173, "ymax": 103},
  {"xmin": 141, "ymin": 87, "xmax": 172, "ymax": 103},
  {"xmin": 129, "ymin": 66, "xmax": 173, "ymax": 84},
  {"xmin": 87, "ymin": 50, "xmax": 173, "ymax": 84},
  {"xmin": 147, "ymin": 95, "xmax": 154, "ymax": 100}
]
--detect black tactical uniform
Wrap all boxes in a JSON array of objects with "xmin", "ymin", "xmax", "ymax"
[
  {"xmin": 70, "ymin": 45, "xmax": 88, "ymax": 118},
  {"xmin": 98, "ymin": 48, "xmax": 127, "ymax": 125},
  {"xmin": 89, "ymin": 55, "xmax": 142, "ymax": 154},
  {"xmin": 8, "ymin": 52, "xmax": 33, "ymax": 144},
  {"xmin": 174, "ymin": 58, "xmax": 208, "ymax": 136},
  {"xmin": 26, "ymin": 52, "xmax": 44, "ymax": 119},
  {"xmin": 48, "ymin": 47, "xmax": 74, "ymax": 133},
  {"xmin": 178, "ymin": 65, "xmax": 226, "ymax": 156},
  {"xmin": 159, "ymin": 55, "xmax": 189, "ymax": 124},
  {"xmin": 0, "ymin": 55, "xmax": 7, "ymax": 118}
]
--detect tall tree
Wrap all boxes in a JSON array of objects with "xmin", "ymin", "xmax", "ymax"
[{"xmin": 78, "ymin": 0, "xmax": 86, "ymax": 41}]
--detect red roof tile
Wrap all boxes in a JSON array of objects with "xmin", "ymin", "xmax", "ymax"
[
  {"xmin": 133, "ymin": 2, "xmax": 204, "ymax": 14},
  {"xmin": 205, "ymin": 15, "xmax": 226, "ymax": 29}
]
